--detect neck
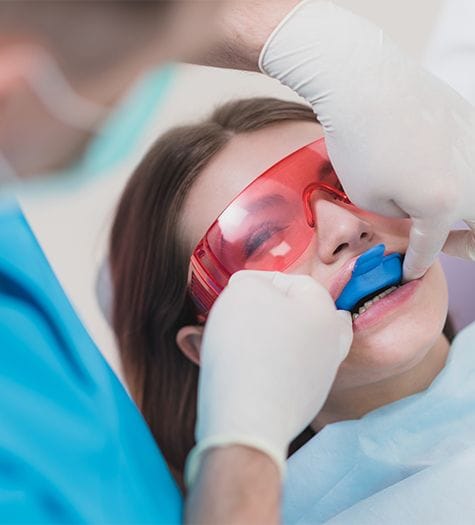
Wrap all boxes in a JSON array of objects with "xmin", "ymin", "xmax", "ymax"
[{"xmin": 311, "ymin": 334, "xmax": 450, "ymax": 432}]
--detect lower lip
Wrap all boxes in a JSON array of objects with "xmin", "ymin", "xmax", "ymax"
[{"xmin": 352, "ymin": 278, "xmax": 422, "ymax": 332}]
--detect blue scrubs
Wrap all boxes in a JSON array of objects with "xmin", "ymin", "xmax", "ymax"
[
  {"xmin": 283, "ymin": 321, "xmax": 475, "ymax": 524},
  {"xmin": 0, "ymin": 199, "xmax": 182, "ymax": 523}
]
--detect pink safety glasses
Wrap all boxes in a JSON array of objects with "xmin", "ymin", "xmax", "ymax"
[{"xmin": 188, "ymin": 137, "xmax": 351, "ymax": 320}]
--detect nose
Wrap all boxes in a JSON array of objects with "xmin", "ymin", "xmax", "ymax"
[{"xmin": 314, "ymin": 197, "xmax": 374, "ymax": 264}]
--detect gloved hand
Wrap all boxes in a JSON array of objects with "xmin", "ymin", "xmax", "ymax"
[
  {"xmin": 185, "ymin": 271, "xmax": 352, "ymax": 486},
  {"xmin": 259, "ymin": 0, "xmax": 475, "ymax": 279}
]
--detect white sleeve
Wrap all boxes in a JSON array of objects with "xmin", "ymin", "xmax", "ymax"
[{"xmin": 424, "ymin": 0, "xmax": 475, "ymax": 105}]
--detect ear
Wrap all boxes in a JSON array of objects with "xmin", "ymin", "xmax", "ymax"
[{"xmin": 176, "ymin": 325, "xmax": 204, "ymax": 366}]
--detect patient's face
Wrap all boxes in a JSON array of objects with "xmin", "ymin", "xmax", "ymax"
[{"xmin": 181, "ymin": 121, "xmax": 449, "ymax": 389}]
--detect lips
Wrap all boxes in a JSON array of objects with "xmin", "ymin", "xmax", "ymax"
[
  {"xmin": 352, "ymin": 278, "xmax": 421, "ymax": 331},
  {"xmin": 329, "ymin": 244, "xmax": 402, "ymax": 308},
  {"xmin": 325, "ymin": 243, "xmax": 428, "ymax": 334},
  {"xmin": 329, "ymin": 256, "xmax": 360, "ymax": 302}
]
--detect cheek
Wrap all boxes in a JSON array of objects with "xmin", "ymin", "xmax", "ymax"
[{"xmin": 335, "ymin": 262, "xmax": 449, "ymax": 388}]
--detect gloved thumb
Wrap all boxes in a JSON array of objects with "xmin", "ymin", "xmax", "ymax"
[
  {"xmin": 336, "ymin": 310, "xmax": 353, "ymax": 359},
  {"xmin": 336, "ymin": 309, "xmax": 352, "ymax": 325},
  {"xmin": 403, "ymin": 217, "xmax": 451, "ymax": 281}
]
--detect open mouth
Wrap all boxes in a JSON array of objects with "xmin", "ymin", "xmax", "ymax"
[{"xmin": 350, "ymin": 283, "xmax": 402, "ymax": 321}]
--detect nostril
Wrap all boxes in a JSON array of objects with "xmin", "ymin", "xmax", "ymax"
[
  {"xmin": 333, "ymin": 242, "xmax": 349, "ymax": 256},
  {"xmin": 360, "ymin": 232, "xmax": 369, "ymax": 239}
]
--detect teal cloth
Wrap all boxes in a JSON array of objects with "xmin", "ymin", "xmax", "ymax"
[
  {"xmin": 76, "ymin": 65, "xmax": 175, "ymax": 177},
  {"xmin": 283, "ymin": 322, "xmax": 475, "ymax": 524},
  {"xmin": 1, "ymin": 64, "xmax": 175, "ymax": 199},
  {"xmin": 0, "ymin": 199, "xmax": 182, "ymax": 524}
]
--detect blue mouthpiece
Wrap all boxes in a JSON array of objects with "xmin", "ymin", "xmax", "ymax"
[{"xmin": 335, "ymin": 244, "xmax": 403, "ymax": 311}]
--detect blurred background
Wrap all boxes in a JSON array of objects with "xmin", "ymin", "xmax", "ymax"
[{"xmin": 15, "ymin": 0, "xmax": 475, "ymax": 379}]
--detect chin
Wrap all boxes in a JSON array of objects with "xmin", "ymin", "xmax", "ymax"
[{"xmin": 333, "ymin": 261, "xmax": 449, "ymax": 390}]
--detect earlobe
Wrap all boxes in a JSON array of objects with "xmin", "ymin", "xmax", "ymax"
[{"xmin": 176, "ymin": 325, "xmax": 204, "ymax": 366}]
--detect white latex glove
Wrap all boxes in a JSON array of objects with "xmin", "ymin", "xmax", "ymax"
[
  {"xmin": 259, "ymin": 0, "xmax": 475, "ymax": 279},
  {"xmin": 185, "ymin": 271, "xmax": 352, "ymax": 486}
]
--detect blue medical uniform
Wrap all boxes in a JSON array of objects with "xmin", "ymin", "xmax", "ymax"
[
  {"xmin": 0, "ymin": 199, "xmax": 182, "ymax": 523},
  {"xmin": 283, "ymin": 321, "xmax": 475, "ymax": 524}
]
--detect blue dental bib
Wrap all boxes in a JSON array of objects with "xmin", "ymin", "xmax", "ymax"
[{"xmin": 335, "ymin": 244, "xmax": 403, "ymax": 311}]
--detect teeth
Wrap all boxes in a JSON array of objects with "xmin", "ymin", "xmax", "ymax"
[{"xmin": 351, "ymin": 285, "xmax": 399, "ymax": 321}]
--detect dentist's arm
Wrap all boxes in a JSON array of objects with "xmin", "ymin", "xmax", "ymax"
[
  {"xmin": 204, "ymin": 0, "xmax": 475, "ymax": 278},
  {"xmin": 185, "ymin": 446, "xmax": 280, "ymax": 525},
  {"xmin": 184, "ymin": 271, "xmax": 352, "ymax": 524}
]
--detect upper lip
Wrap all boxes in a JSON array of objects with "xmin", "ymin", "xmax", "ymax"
[{"xmin": 328, "ymin": 255, "xmax": 360, "ymax": 302}]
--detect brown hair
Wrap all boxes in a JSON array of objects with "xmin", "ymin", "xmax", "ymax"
[
  {"xmin": 109, "ymin": 97, "xmax": 317, "ymax": 489},
  {"xmin": 110, "ymin": 96, "xmax": 457, "ymax": 491}
]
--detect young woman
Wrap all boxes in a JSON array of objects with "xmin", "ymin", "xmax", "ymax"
[{"xmin": 109, "ymin": 97, "xmax": 455, "ymax": 493}]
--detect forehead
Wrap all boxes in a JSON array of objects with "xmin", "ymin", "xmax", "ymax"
[{"xmin": 181, "ymin": 120, "xmax": 323, "ymax": 250}]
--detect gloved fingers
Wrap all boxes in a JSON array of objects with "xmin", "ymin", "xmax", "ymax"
[
  {"xmin": 228, "ymin": 269, "xmax": 276, "ymax": 287},
  {"xmin": 270, "ymin": 272, "xmax": 326, "ymax": 299},
  {"xmin": 345, "ymin": 190, "xmax": 409, "ymax": 219},
  {"xmin": 442, "ymin": 221, "xmax": 475, "ymax": 261},
  {"xmin": 223, "ymin": 270, "xmax": 351, "ymax": 353},
  {"xmin": 403, "ymin": 217, "xmax": 452, "ymax": 281},
  {"xmin": 269, "ymin": 273, "xmax": 343, "ymax": 320},
  {"xmin": 229, "ymin": 270, "xmax": 330, "ymax": 302},
  {"xmin": 336, "ymin": 310, "xmax": 353, "ymax": 359},
  {"xmin": 336, "ymin": 310, "xmax": 351, "ymax": 324},
  {"xmin": 227, "ymin": 269, "xmax": 300, "ymax": 297}
]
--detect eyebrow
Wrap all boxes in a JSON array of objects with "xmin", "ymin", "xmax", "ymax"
[
  {"xmin": 238, "ymin": 158, "xmax": 335, "ymax": 213},
  {"xmin": 245, "ymin": 193, "xmax": 287, "ymax": 213},
  {"xmin": 216, "ymin": 160, "xmax": 336, "ymax": 249},
  {"xmin": 318, "ymin": 160, "xmax": 335, "ymax": 183}
]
